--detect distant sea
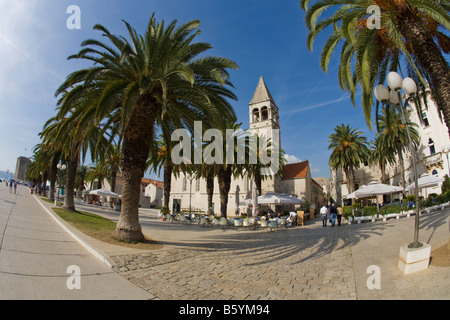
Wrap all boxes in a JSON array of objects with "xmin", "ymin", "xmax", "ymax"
[{"xmin": 0, "ymin": 170, "xmax": 15, "ymax": 180}]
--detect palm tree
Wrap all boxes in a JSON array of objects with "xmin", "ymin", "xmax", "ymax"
[
  {"xmin": 328, "ymin": 124, "xmax": 370, "ymax": 194},
  {"xmin": 301, "ymin": 0, "xmax": 450, "ymax": 133},
  {"xmin": 244, "ymin": 132, "xmax": 286, "ymax": 196},
  {"xmin": 85, "ymin": 161, "xmax": 109, "ymax": 190},
  {"xmin": 105, "ymin": 142, "xmax": 121, "ymax": 194},
  {"xmin": 41, "ymin": 108, "xmax": 107, "ymax": 211},
  {"xmin": 376, "ymin": 104, "xmax": 419, "ymax": 192},
  {"xmin": 369, "ymin": 136, "xmax": 396, "ymax": 184},
  {"xmin": 27, "ymin": 144, "xmax": 51, "ymax": 197},
  {"xmin": 55, "ymin": 15, "xmax": 238, "ymax": 242},
  {"xmin": 75, "ymin": 164, "xmax": 88, "ymax": 199}
]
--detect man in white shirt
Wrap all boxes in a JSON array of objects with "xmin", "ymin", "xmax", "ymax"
[
  {"xmin": 289, "ymin": 211, "xmax": 298, "ymax": 226},
  {"xmin": 320, "ymin": 204, "xmax": 328, "ymax": 227}
]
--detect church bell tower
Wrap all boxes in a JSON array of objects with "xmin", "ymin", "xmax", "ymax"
[{"xmin": 248, "ymin": 76, "xmax": 281, "ymax": 193}]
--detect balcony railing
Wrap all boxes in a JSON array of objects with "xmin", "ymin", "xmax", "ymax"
[{"xmin": 422, "ymin": 152, "xmax": 443, "ymax": 169}]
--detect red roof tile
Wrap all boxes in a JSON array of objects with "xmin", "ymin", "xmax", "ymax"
[{"xmin": 281, "ymin": 160, "xmax": 309, "ymax": 179}]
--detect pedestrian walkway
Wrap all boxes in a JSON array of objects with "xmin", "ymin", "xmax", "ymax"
[
  {"xmin": 0, "ymin": 184, "xmax": 152, "ymax": 299},
  {"xmin": 2, "ymin": 184, "xmax": 449, "ymax": 300}
]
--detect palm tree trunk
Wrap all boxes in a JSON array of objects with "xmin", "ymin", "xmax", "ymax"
[
  {"xmin": 206, "ymin": 170, "xmax": 214, "ymax": 215},
  {"xmin": 110, "ymin": 170, "xmax": 117, "ymax": 193},
  {"xmin": 379, "ymin": 161, "xmax": 386, "ymax": 184},
  {"xmin": 218, "ymin": 165, "xmax": 232, "ymax": 218},
  {"xmin": 163, "ymin": 160, "xmax": 172, "ymax": 210},
  {"xmin": 49, "ymin": 154, "xmax": 59, "ymax": 202},
  {"xmin": 396, "ymin": 145, "xmax": 406, "ymax": 196},
  {"xmin": 64, "ymin": 153, "xmax": 78, "ymax": 211},
  {"xmin": 113, "ymin": 103, "xmax": 156, "ymax": 242},
  {"xmin": 255, "ymin": 170, "xmax": 262, "ymax": 196},
  {"xmin": 398, "ymin": 12, "xmax": 450, "ymax": 136}
]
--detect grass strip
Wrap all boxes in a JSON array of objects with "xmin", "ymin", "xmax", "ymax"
[{"xmin": 52, "ymin": 207, "xmax": 162, "ymax": 250}]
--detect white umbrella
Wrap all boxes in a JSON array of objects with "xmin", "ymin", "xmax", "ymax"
[
  {"xmin": 278, "ymin": 193, "xmax": 305, "ymax": 204},
  {"xmin": 89, "ymin": 188, "xmax": 121, "ymax": 198},
  {"xmin": 257, "ymin": 191, "xmax": 280, "ymax": 204},
  {"xmin": 354, "ymin": 181, "xmax": 403, "ymax": 212},
  {"xmin": 344, "ymin": 185, "xmax": 367, "ymax": 200},
  {"xmin": 354, "ymin": 181, "xmax": 403, "ymax": 197},
  {"xmin": 405, "ymin": 173, "xmax": 444, "ymax": 192}
]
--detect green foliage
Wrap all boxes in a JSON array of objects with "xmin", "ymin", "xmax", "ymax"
[{"xmin": 442, "ymin": 175, "xmax": 450, "ymax": 194}]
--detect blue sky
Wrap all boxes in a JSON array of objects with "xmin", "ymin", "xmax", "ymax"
[{"xmin": 0, "ymin": 0, "xmax": 378, "ymax": 179}]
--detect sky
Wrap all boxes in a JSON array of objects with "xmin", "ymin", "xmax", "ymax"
[{"xmin": 0, "ymin": 0, "xmax": 379, "ymax": 179}]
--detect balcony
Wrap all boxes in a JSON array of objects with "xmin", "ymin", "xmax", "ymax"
[{"xmin": 422, "ymin": 153, "xmax": 443, "ymax": 170}]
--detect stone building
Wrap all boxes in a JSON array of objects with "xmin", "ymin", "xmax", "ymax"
[{"xmin": 15, "ymin": 156, "xmax": 31, "ymax": 181}]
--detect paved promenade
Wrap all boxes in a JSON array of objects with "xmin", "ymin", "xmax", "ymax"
[
  {"xmin": 2, "ymin": 184, "xmax": 449, "ymax": 300},
  {"xmin": 0, "ymin": 184, "xmax": 152, "ymax": 299}
]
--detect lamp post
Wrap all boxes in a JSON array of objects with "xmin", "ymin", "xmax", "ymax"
[
  {"xmin": 56, "ymin": 163, "xmax": 67, "ymax": 204},
  {"xmin": 374, "ymin": 72, "xmax": 422, "ymax": 249}
]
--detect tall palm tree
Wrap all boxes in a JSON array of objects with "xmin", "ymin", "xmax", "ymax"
[
  {"xmin": 376, "ymin": 104, "xmax": 419, "ymax": 192},
  {"xmin": 301, "ymin": 0, "xmax": 450, "ymax": 133},
  {"xmin": 369, "ymin": 136, "xmax": 396, "ymax": 184},
  {"xmin": 75, "ymin": 164, "xmax": 88, "ymax": 199},
  {"xmin": 27, "ymin": 144, "xmax": 51, "ymax": 197},
  {"xmin": 55, "ymin": 15, "xmax": 238, "ymax": 242},
  {"xmin": 244, "ymin": 132, "xmax": 286, "ymax": 196},
  {"xmin": 85, "ymin": 160, "xmax": 109, "ymax": 190},
  {"xmin": 41, "ymin": 108, "xmax": 107, "ymax": 211},
  {"xmin": 328, "ymin": 124, "xmax": 370, "ymax": 194}
]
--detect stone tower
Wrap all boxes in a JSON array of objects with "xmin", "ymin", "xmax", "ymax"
[{"xmin": 248, "ymin": 76, "xmax": 281, "ymax": 193}]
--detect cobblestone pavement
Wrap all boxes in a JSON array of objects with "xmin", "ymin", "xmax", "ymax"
[{"xmin": 110, "ymin": 224, "xmax": 356, "ymax": 300}]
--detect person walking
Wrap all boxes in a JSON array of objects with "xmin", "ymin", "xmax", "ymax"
[
  {"xmin": 9, "ymin": 182, "xmax": 13, "ymax": 193},
  {"xmin": 330, "ymin": 203, "xmax": 337, "ymax": 227},
  {"xmin": 320, "ymin": 204, "xmax": 328, "ymax": 227},
  {"xmin": 14, "ymin": 182, "xmax": 17, "ymax": 194},
  {"xmin": 337, "ymin": 204, "xmax": 343, "ymax": 226}
]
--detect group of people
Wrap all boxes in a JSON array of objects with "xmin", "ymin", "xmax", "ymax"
[
  {"xmin": 5, "ymin": 180, "xmax": 17, "ymax": 194},
  {"xmin": 320, "ymin": 203, "xmax": 343, "ymax": 227}
]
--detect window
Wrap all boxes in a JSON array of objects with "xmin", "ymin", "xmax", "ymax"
[
  {"xmin": 182, "ymin": 177, "xmax": 187, "ymax": 192},
  {"xmin": 252, "ymin": 108, "xmax": 259, "ymax": 122},
  {"xmin": 428, "ymin": 138, "xmax": 435, "ymax": 155},
  {"xmin": 261, "ymin": 106, "xmax": 268, "ymax": 120},
  {"xmin": 196, "ymin": 179, "xmax": 201, "ymax": 192},
  {"xmin": 422, "ymin": 112, "xmax": 429, "ymax": 127}
]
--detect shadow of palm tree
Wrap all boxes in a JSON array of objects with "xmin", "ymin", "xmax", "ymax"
[{"xmin": 156, "ymin": 219, "xmax": 396, "ymax": 267}]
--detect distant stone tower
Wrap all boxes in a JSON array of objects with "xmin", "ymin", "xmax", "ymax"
[
  {"xmin": 248, "ymin": 76, "xmax": 281, "ymax": 193},
  {"xmin": 15, "ymin": 156, "xmax": 31, "ymax": 181}
]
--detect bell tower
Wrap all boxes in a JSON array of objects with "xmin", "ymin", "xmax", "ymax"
[
  {"xmin": 249, "ymin": 75, "xmax": 280, "ymax": 134},
  {"xmin": 248, "ymin": 76, "xmax": 281, "ymax": 193}
]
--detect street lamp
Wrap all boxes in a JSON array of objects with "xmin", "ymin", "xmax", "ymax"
[
  {"xmin": 56, "ymin": 163, "xmax": 67, "ymax": 204},
  {"xmin": 374, "ymin": 72, "xmax": 422, "ymax": 249}
]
